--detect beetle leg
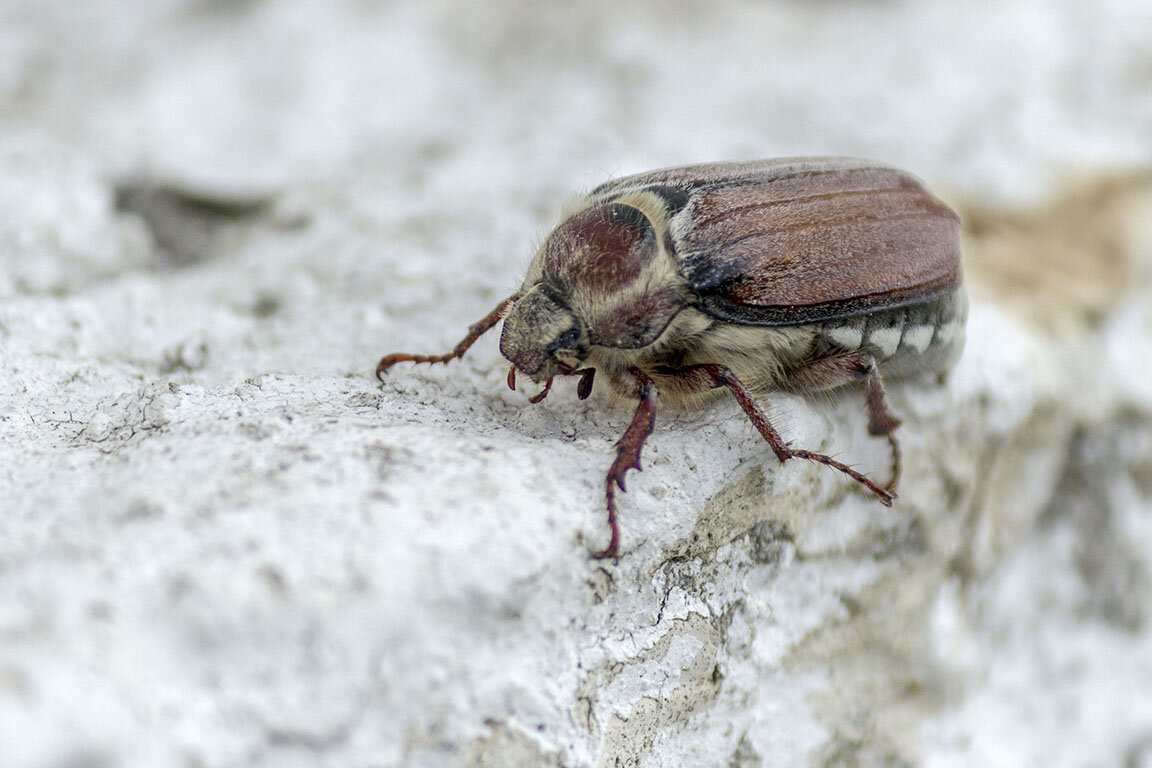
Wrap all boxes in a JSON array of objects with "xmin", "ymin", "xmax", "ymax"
[
  {"xmin": 856, "ymin": 357, "xmax": 902, "ymax": 492},
  {"xmin": 375, "ymin": 292, "xmax": 521, "ymax": 381},
  {"xmin": 594, "ymin": 369, "xmax": 658, "ymax": 559},
  {"xmin": 699, "ymin": 364, "xmax": 895, "ymax": 505},
  {"xmin": 781, "ymin": 353, "xmax": 903, "ymax": 492},
  {"xmin": 880, "ymin": 433, "xmax": 901, "ymax": 494}
]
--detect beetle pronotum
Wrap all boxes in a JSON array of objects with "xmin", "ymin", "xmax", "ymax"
[{"xmin": 377, "ymin": 158, "xmax": 965, "ymax": 558}]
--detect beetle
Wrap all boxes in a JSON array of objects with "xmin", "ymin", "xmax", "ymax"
[{"xmin": 376, "ymin": 157, "xmax": 965, "ymax": 558}]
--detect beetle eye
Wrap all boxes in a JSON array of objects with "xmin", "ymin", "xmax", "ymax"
[{"xmin": 553, "ymin": 328, "xmax": 581, "ymax": 351}]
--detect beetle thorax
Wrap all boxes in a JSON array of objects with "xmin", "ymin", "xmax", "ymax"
[{"xmin": 584, "ymin": 307, "xmax": 815, "ymax": 400}]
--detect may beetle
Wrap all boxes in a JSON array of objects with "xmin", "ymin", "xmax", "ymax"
[{"xmin": 376, "ymin": 158, "xmax": 965, "ymax": 558}]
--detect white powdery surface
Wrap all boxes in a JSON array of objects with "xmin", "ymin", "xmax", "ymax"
[{"xmin": 1, "ymin": 1, "xmax": 1152, "ymax": 766}]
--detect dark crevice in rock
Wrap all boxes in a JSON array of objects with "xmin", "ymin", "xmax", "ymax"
[{"xmin": 114, "ymin": 180, "xmax": 276, "ymax": 268}]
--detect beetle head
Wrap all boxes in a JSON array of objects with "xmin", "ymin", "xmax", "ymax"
[{"xmin": 499, "ymin": 284, "xmax": 589, "ymax": 382}]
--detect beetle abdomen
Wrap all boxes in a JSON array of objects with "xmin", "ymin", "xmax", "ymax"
[
  {"xmin": 627, "ymin": 285, "xmax": 965, "ymax": 399},
  {"xmin": 815, "ymin": 286, "xmax": 966, "ymax": 377}
]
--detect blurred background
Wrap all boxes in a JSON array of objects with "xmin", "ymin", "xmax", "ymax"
[
  {"xmin": 4, "ymin": 0, "xmax": 1150, "ymax": 199},
  {"xmin": 2, "ymin": 1, "xmax": 1151, "ymax": 767},
  {"xmin": 4, "ymin": 0, "xmax": 1151, "ymax": 317}
]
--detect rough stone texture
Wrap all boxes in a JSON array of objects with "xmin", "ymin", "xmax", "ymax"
[{"xmin": 2, "ymin": 2, "xmax": 1151, "ymax": 767}]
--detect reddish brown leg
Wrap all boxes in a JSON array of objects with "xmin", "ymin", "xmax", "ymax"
[
  {"xmin": 781, "ymin": 353, "xmax": 904, "ymax": 493},
  {"xmin": 700, "ymin": 364, "xmax": 894, "ymax": 505},
  {"xmin": 593, "ymin": 370, "xmax": 658, "ymax": 559},
  {"xmin": 375, "ymin": 292, "xmax": 521, "ymax": 381},
  {"xmin": 857, "ymin": 356, "xmax": 902, "ymax": 492},
  {"xmin": 881, "ymin": 434, "xmax": 901, "ymax": 494}
]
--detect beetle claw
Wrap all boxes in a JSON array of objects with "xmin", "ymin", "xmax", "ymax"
[
  {"xmin": 507, "ymin": 365, "xmax": 517, "ymax": 391},
  {"xmin": 374, "ymin": 353, "xmax": 407, "ymax": 381},
  {"xmin": 374, "ymin": 352, "xmax": 456, "ymax": 381}
]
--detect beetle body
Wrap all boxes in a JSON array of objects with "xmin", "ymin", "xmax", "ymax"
[{"xmin": 378, "ymin": 158, "xmax": 965, "ymax": 558}]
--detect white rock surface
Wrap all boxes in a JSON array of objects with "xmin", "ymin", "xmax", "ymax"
[{"xmin": 2, "ymin": 1, "xmax": 1151, "ymax": 766}]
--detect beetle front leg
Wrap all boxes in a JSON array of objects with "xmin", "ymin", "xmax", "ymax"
[
  {"xmin": 375, "ymin": 292, "xmax": 521, "ymax": 381},
  {"xmin": 699, "ymin": 364, "xmax": 895, "ymax": 505},
  {"xmin": 594, "ymin": 370, "xmax": 659, "ymax": 559}
]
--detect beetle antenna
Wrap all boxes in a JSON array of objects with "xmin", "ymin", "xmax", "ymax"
[{"xmin": 374, "ymin": 292, "xmax": 521, "ymax": 382}]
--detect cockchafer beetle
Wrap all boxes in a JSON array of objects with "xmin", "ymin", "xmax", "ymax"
[{"xmin": 376, "ymin": 157, "xmax": 965, "ymax": 558}]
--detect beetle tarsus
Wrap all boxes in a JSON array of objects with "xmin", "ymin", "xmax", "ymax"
[
  {"xmin": 594, "ymin": 484, "xmax": 622, "ymax": 560},
  {"xmin": 883, "ymin": 433, "xmax": 902, "ymax": 493},
  {"xmin": 592, "ymin": 371, "xmax": 658, "ymax": 559},
  {"xmin": 779, "ymin": 352, "xmax": 905, "ymax": 494},
  {"xmin": 703, "ymin": 364, "xmax": 895, "ymax": 505},
  {"xmin": 375, "ymin": 352, "xmax": 453, "ymax": 381},
  {"xmin": 788, "ymin": 449, "xmax": 895, "ymax": 505}
]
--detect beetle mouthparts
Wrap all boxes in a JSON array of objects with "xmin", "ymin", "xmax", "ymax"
[
  {"xmin": 528, "ymin": 378, "xmax": 553, "ymax": 404},
  {"xmin": 498, "ymin": 286, "xmax": 577, "ymax": 380}
]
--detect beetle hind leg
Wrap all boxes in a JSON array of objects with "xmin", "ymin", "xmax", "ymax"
[
  {"xmin": 699, "ymin": 364, "xmax": 895, "ymax": 505},
  {"xmin": 857, "ymin": 356, "xmax": 902, "ymax": 492},
  {"xmin": 375, "ymin": 292, "xmax": 521, "ymax": 381}
]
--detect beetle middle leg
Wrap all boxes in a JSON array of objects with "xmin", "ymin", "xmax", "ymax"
[
  {"xmin": 781, "ymin": 353, "xmax": 902, "ymax": 492},
  {"xmin": 375, "ymin": 291, "xmax": 521, "ymax": 381},
  {"xmin": 696, "ymin": 364, "xmax": 895, "ymax": 505}
]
